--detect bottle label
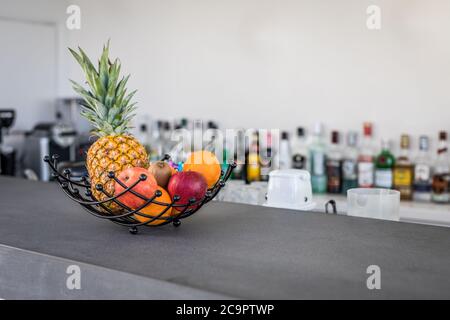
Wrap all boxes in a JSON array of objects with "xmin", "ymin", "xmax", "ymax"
[
  {"xmin": 260, "ymin": 159, "xmax": 271, "ymax": 180},
  {"xmin": 375, "ymin": 169, "xmax": 393, "ymax": 188},
  {"xmin": 342, "ymin": 179, "xmax": 358, "ymax": 193},
  {"xmin": 292, "ymin": 154, "xmax": 306, "ymax": 169},
  {"xmin": 432, "ymin": 193, "xmax": 449, "ymax": 203},
  {"xmin": 358, "ymin": 162, "xmax": 374, "ymax": 187},
  {"xmin": 247, "ymin": 154, "xmax": 260, "ymax": 181},
  {"xmin": 431, "ymin": 174, "xmax": 449, "ymax": 195},
  {"xmin": 326, "ymin": 160, "xmax": 342, "ymax": 192},
  {"xmin": 393, "ymin": 168, "xmax": 413, "ymax": 186},
  {"xmin": 432, "ymin": 173, "xmax": 449, "ymax": 202},
  {"xmin": 312, "ymin": 175, "xmax": 327, "ymax": 193},
  {"xmin": 342, "ymin": 159, "xmax": 357, "ymax": 179},
  {"xmin": 232, "ymin": 165, "xmax": 243, "ymax": 179},
  {"xmin": 312, "ymin": 152, "xmax": 325, "ymax": 175},
  {"xmin": 414, "ymin": 164, "xmax": 430, "ymax": 182},
  {"xmin": 414, "ymin": 182, "xmax": 432, "ymax": 193}
]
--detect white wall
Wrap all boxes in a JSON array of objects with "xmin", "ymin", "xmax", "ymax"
[
  {"xmin": 0, "ymin": 0, "xmax": 75, "ymax": 130},
  {"xmin": 2, "ymin": 0, "xmax": 450, "ymax": 152},
  {"xmin": 0, "ymin": 19, "xmax": 57, "ymax": 129}
]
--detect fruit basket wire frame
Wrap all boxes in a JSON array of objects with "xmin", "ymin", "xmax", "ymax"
[{"xmin": 44, "ymin": 154, "xmax": 236, "ymax": 234}]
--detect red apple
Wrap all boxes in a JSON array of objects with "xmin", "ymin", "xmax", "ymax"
[
  {"xmin": 167, "ymin": 171, "xmax": 207, "ymax": 211},
  {"xmin": 114, "ymin": 167, "xmax": 158, "ymax": 209}
]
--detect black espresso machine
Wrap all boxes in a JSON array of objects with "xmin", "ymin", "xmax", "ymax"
[
  {"xmin": 0, "ymin": 109, "xmax": 16, "ymax": 176},
  {"xmin": 23, "ymin": 112, "xmax": 79, "ymax": 181}
]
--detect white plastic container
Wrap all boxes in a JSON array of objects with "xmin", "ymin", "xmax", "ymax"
[
  {"xmin": 264, "ymin": 169, "xmax": 316, "ymax": 211},
  {"xmin": 347, "ymin": 188, "xmax": 400, "ymax": 221}
]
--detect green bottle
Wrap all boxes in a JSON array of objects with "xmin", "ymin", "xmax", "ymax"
[
  {"xmin": 309, "ymin": 122, "xmax": 327, "ymax": 193},
  {"xmin": 374, "ymin": 139, "xmax": 395, "ymax": 189},
  {"xmin": 342, "ymin": 131, "xmax": 359, "ymax": 194}
]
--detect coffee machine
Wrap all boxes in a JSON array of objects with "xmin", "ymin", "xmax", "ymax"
[
  {"xmin": 0, "ymin": 109, "xmax": 16, "ymax": 176},
  {"xmin": 23, "ymin": 112, "xmax": 78, "ymax": 181}
]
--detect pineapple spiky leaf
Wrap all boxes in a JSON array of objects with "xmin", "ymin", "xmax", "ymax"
[
  {"xmin": 98, "ymin": 41, "xmax": 110, "ymax": 91},
  {"xmin": 69, "ymin": 42, "xmax": 137, "ymax": 137}
]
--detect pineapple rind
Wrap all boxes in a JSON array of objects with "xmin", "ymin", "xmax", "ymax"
[{"xmin": 87, "ymin": 135, "xmax": 149, "ymax": 213}]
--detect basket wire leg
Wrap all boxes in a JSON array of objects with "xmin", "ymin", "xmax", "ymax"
[
  {"xmin": 129, "ymin": 226, "xmax": 138, "ymax": 235},
  {"xmin": 172, "ymin": 219, "xmax": 181, "ymax": 227}
]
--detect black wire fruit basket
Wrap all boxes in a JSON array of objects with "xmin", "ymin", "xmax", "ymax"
[{"xmin": 44, "ymin": 154, "xmax": 236, "ymax": 234}]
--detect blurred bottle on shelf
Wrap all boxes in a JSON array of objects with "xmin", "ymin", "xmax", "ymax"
[
  {"xmin": 342, "ymin": 131, "xmax": 358, "ymax": 194},
  {"xmin": 221, "ymin": 140, "xmax": 230, "ymax": 175},
  {"xmin": 175, "ymin": 117, "xmax": 189, "ymax": 132},
  {"xmin": 326, "ymin": 130, "xmax": 342, "ymax": 194},
  {"xmin": 231, "ymin": 129, "xmax": 245, "ymax": 180},
  {"xmin": 136, "ymin": 123, "xmax": 151, "ymax": 155},
  {"xmin": 149, "ymin": 120, "xmax": 164, "ymax": 162},
  {"xmin": 357, "ymin": 122, "xmax": 375, "ymax": 188},
  {"xmin": 204, "ymin": 121, "xmax": 229, "ymax": 173},
  {"xmin": 431, "ymin": 131, "xmax": 449, "ymax": 203},
  {"xmin": 374, "ymin": 139, "xmax": 395, "ymax": 189},
  {"xmin": 277, "ymin": 131, "xmax": 292, "ymax": 170},
  {"xmin": 162, "ymin": 121, "xmax": 174, "ymax": 155},
  {"xmin": 168, "ymin": 118, "xmax": 191, "ymax": 164},
  {"xmin": 309, "ymin": 122, "xmax": 327, "ymax": 193},
  {"xmin": 168, "ymin": 139, "xmax": 187, "ymax": 164},
  {"xmin": 292, "ymin": 127, "xmax": 307, "ymax": 170},
  {"xmin": 246, "ymin": 130, "xmax": 260, "ymax": 183},
  {"xmin": 260, "ymin": 132, "xmax": 273, "ymax": 182},
  {"xmin": 204, "ymin": 121, "xmax": 219, "ymax": 152},
  {"xmin": 413, "ymin": 135, "xmax": 432, "ymax": 202},
  {"xmin": 393, "ymin": 134, "xmax": 414, "ymax": 200},
  {"xmin": 192, "ymin": 120, "xmax": 204, "ymax": 152}
]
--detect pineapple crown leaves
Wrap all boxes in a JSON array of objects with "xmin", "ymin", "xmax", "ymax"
[{"xmin": 69, "ymin": 41, "xmax": 137, "ymax": 136}]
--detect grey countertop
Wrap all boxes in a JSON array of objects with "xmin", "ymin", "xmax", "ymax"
[{"xmin": 0, "ymin": 176, "xmax": 449, "ymax": 299}]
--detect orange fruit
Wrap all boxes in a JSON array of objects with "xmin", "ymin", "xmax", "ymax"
[
  {"xmin": 134, "ymin": 187, "xmax": 174, "ymax": 225},
  {"xmin": 183, "ymin": 150, "xmax": 221, "ymax": 188}
]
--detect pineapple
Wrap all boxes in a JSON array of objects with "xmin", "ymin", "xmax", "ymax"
[{"xmin": 69, "ymin": 42, "xmax": 149, "ymax": 212}]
